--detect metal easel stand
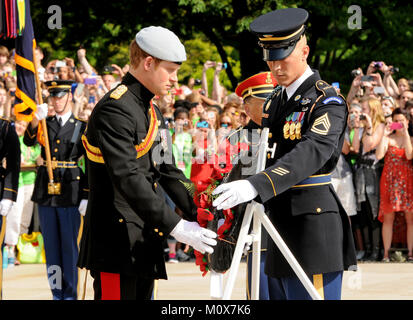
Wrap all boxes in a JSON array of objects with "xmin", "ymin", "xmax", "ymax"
[{"xmin": 217, "ymin": 127, "xmax": 322, "ymax": 300}]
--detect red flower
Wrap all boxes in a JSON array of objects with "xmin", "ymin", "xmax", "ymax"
[
  {"xmin": 197, "ymin": 208, "xmax": 214, "ymax": 228},
  {"xmin": 194, "ymin": 250, "xmax": 209, "ymax": 277}
]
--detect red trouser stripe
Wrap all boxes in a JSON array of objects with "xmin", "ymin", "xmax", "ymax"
[{"xmin": 100, "ymin": 272, "xmax": 121, "ymax": 300}]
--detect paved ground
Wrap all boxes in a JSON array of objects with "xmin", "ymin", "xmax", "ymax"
[{"xmin": 2, "ymin": 261, "xmax": 413, "ymax": 300}]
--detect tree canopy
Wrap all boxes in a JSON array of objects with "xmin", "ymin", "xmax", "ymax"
[{"xmin": 27, "ymin": 0, "xmax": 413, "ymax": 94}]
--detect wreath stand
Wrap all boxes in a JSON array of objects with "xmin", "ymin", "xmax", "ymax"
[{"xmin": 210, "ymin": 127, "xmax": 322, "ymax": 300}]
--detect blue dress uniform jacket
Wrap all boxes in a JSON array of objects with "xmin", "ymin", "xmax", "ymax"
[
  {"xmin": 247, "ymin": 70, "xmax": 357, "ymax": 278},
  {"xmin": 23, "ymin": 114, "xmax": 88, "ymax": 206},
  {"xmin": 77, "ymin": 72, "xmax": 197, "ymax": 279},
  {"xmin": 0, "ymin": 118, "xmax": 20, "ymax": 201}
]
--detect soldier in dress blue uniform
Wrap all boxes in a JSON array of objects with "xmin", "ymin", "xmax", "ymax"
[
  {"xmin": 23, "ymin": 80, "xmax": 88, "ymax": 300},
  {"xmin": 0, "ymin": 116, "xmax": 20, "ymax": 298},
  {"xmin": 77, "ymin": 26, "xmax": 217, "ymax": 300},
  {"xmin": 213, "ymin": 8, "xmax": 357, "ymax": 300}
]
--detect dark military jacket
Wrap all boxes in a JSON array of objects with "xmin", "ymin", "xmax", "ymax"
[
  {"xmin": 23, "ymin": 113, "xmax": 88, "ymax": 207},
  {"xmin": 77, "ymin": 72, "xmax": 197, "ymax": 279},
  {"xmin": 246, "ymin": 69, "xmax": 357, "ymax": 278},
  {"xmin": 0, "ymin": 118, "xmax": 20, "ymax": 201}
]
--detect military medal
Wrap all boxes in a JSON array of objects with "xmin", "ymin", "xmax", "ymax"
[
  {"xmin": 283, "ymin": 122, "xmax": 290, "ymax": 139},
  {"xmin": 289, "ymin": 122, "xmax": 296, "ymax": 137},
  {"xmin": 295, "ymin": 122, "xmax": 301, "ymax": 139}
]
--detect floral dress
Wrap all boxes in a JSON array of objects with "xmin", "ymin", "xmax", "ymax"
[{"xmin": 378, "ymin": 145, "xmax": 413, "ymax": 223}]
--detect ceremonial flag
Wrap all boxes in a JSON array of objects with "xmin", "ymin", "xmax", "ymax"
[{"xmin": 9, "ymin": 0, "xmax": 37, "ymax": 122}]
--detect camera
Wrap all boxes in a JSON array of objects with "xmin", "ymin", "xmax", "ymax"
[
  {"xmin": 389, "ymin": 66, "xmax": 399, "ymax": 73},
  {"xmin": 351, "ymin": 69, "xmax": 361, "ymax": 77},
  {"xmin": 103, "ymin": 65, "xmax": 114, "ymax": 74},
  {"xmin": 194, "ymin": 79, "xmax": 202, "ymax": 86},
  {"xmin": 359, "ymin": 114, "xmax": 366, "ymax": 121},
  {"xmin": 373, "ymin": 61, "xmax": 383, "ymax": 69}
]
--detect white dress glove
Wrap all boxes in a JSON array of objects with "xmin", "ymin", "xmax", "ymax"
[
  {"xmin": 34, "ymin": 103, "xmax": 48, "ymax": 121},
  {"xmin": 212, "ymin": 180, "xmax": 258, "ymax": 211},
  {"xmin": 0, "ymin": 199, "xmax": 14, "ymax": 217},
  {"xmin": 78, "ymin": 199, "xmax": 88, "ymax": 216},
  {"xmin": 170, "ymin": 220, "xmax": 217, "ymax": 254}
]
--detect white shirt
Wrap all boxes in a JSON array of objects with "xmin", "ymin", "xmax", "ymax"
[
  {"xmin": 56, "ymin": 111, "xmax": 72, "ymax": 127},
  {"xmin": 282, "ymin": 65, "xmax": 314, "ymax": 101}
]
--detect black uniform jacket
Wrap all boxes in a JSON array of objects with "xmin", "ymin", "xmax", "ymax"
[
  {"xmin": 0, "ymin": 117, "xmax": 20, "ymax": 201},
  {"xmin": 77, "ymin": 72, "xmax": 197, "ymax": 279},
  {"xmin": 23, "ymin": 113, "xmax": 88, "ymax": 207},
  {"xmin": 247, "ymin": 69, "xmax": 357, "ymax": 278}
]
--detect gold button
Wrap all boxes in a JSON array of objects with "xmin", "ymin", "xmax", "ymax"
[
  {"xmin": 119, "ymin": 218, "xmax": 124, "ymax": 223},
  {"xmin": 268, "ymin": 132, "xmax": 272, "ymax": 138},
  {"xmin": 54, "ymin": 148, "xmax": 58, "ymax": 152},
  {"xmin": 316, "ymin": 208, "xmax": 322, "ymax": 213},
  {"xmin": 154, "ymin": 228, "xmax": 158, "ymax": 233},
  {"xmin": 267, "ymin": 153, "xmax": 271, "ymax": 159},
  {"xmin": 52, "ymin": 157, "xmax": 56, "ymax": 161},
  {"xmin": 154, "ymin": 182, "xmax": 158, "ymax": 188},
  {"xmin": 159, "ymin": 232, "xmax": 163, "ymax": 236},
  {"xmin": 56, "ymin": 139, "xmax": 60, "ymax": 144}
]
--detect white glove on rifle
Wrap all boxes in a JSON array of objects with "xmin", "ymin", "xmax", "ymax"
[
  {"xmin": 0, "ymin": 199, "xmax": 13, "ymax": 217},
  {"xmin": 212, "ymin": 180, "xmax": 258, "ymax": 211},
  {"xmin": 78, "ymin": 199, "xmax": 88, "ymax": 216},
  {"xmin": 170, "ymin": 220, "xmax": 217, "ymax": 254},
  {"xmin": 34, "ymin": 103, "xmax": 48, "ymax": 121}
]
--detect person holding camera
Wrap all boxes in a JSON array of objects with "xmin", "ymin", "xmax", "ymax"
[
  {"xmin": 376, "ymin": 108, "xmax": 413, "ymax": 262},
  {"xmin": 353, "ymin": 97, "xmax": 385, "ymax": 261}
]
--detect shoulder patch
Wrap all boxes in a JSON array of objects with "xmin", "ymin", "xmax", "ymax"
[
  {"xmin": 322, "ymin": 96, "xmax": 344, "ymax": 105},
  {"xmin": 110, "ymin": 85, "xmax": 128, "ymax": 100}
]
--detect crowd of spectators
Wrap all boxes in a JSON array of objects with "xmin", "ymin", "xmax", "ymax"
[{"xmin": 1, "ymin": 42, "xmax": 413, "ymax": 266}]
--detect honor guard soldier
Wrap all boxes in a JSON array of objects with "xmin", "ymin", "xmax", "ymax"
[
  {"xmin": 213, "ymin": 8, "xmax": 357, "ymax": 300},
  {"xmin": 24, "ymin": 80, "xmax": 88, "ymax": 300},
  {"xmin": 0, "ymin": 116, "xmax": 20, "ymax": 297},
  {"xmin": 78, "ymin": 26, "xmax": 217, "ymax": 300},
  {"xmin": 234, "ymin": 72, "xmax": 280, "ymax": 300}
]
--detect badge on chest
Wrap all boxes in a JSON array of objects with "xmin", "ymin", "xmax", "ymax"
[{"xmin": 283, "ymin": 111, "xmax": 305, "ymax": 140}]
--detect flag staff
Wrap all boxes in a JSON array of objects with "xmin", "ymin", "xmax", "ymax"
[{"xmin": 32, "ymin": 46, "xmax": 59, "ymax": 194}]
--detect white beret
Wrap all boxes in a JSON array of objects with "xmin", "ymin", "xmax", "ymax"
[{"xmin": 135, "ymin": 26, "xmax": 187, "ymax": 63}]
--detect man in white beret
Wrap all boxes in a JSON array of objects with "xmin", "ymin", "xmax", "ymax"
[{"xmin": 78, "ymin": 26, "xmax": 217, "ymax": 300}]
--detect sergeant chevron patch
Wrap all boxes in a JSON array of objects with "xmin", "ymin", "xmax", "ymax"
[
  {"xmin": 271, "ymin": 167, "xmax": 290, "ymax": 176},
  {"xmin": 311, "ymin": 113, "xmax": 331, "ymax": 135}
]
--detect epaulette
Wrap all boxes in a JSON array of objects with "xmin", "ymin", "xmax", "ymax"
[
  {"xmin": 0, "ymin": 116, "xmax": 11, "ymax": 123},
  {"xmin": 307, "ymin": 80, "xmax": 346, "ymax": 125},
  {"xmin": 75, "ymin": 116, "xmax": 87, "ymax": 124},
  {"xmin": 110, "ymin": 84, "xmax": 128, "ymax": 100}
]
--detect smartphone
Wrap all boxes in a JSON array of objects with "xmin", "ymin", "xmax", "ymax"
[
  {"xmin": 55, "ymin": 60, "xmax": 66, "ymax": 68},
  {"xmin": 332, "ymin": 82, "xmax": 340, "ymax": 89},
  {"xmin": 75, "ymin": 83, "xmax": 85, "ymax": 96},
  {"xmin": 390, "ymin": 122, "xmax": 403, "ymax": 130},
  {"xmin": 373, "ymin": 86, "xmax": 385, "ymax": 95},
  {"xmin": 222, "ymin": 62, "xmax": 228, "ymax": 69},
  {"xmin": 361, "ymin": 75, "xmax": 374, "ymax": 82},
  {"xmin": 84, "ymin": 78, "xmax": 97, "ymax": 85}
]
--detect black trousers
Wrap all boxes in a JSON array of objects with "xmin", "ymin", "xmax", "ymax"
[{"xmin": 91, "ymin": 270, "xmax": 154, "ymax": 300}]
